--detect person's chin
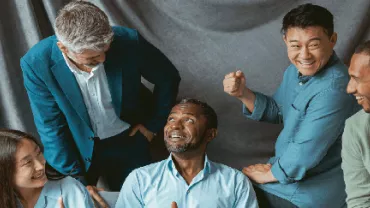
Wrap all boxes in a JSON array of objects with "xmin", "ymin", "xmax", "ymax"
[
  {"xmin": 32, "ymin": 174, "xmax": 48, "ymax": 186},
  {"xmin": 363, "ymin": 105, "xmax": 370, "ymax": 113}
]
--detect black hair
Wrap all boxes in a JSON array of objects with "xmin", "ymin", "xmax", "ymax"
[
  {"xmin": 354, "ymin": 40, "xmax": 370, "ymax": 56},
  {"xmin": 282, "ymin": 3, "xmax": 334, "ymax": 37},
  {"xmin": 0, "ymin": 129, "xmax": 42, "ymax": 208},
  {"xmin": 178, "ymin": 98, "xmax": 218, "ymax": 129}
]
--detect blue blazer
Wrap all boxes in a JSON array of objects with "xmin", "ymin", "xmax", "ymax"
[{"xmin": 21, "ymin": 26, "xmax": 180, "ymax": 175}]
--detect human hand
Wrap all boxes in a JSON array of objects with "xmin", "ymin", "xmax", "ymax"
[
  {"xmin": 223, "ymin": 70, "xmax": 247, "ymax": 98},
  {"xmin": 242, "ymin": 163, "xmax": 277, "ymax": 184},
  {"xmin": 86, "ymin": 186, "xmax": 109, "ymax": 208},
  {"xmin": 129, "ymin": 124, "xmax": 155, "ymax": 142},
  {"xmin": 58, "ymin": 197, "xmax": 64, "ymax": 208},
  {"xmin": 171, "ymin": 201, "xmax": 178, "ymax": 208}
]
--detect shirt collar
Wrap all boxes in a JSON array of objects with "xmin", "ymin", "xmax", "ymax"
[
  {"xmin": 16, "ymin": 179, "xmax": 62, "ymax": 208},
  {"xmin": 296, "ymin": 51, "xmax": 339, "ymax": 84},
  {"xmin": 166, "ymin": 153, "xmax": 211, "ymax": 177},
  {"xmin": 36, "ymin": 179, "xmax": 62, "ymax": 207}
]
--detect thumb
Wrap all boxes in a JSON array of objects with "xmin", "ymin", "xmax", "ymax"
[
  {"xmin": 171, "ymin": 201, "xmax": 178, "ymax": 208},
  {"xmin": 129, "ymin": 125, "xmax": 140, "ymax": 136},
  {"xmin": 58, "ymin": 197, "xmax": 65, "ymax": 208},
  {"xmin": 236, "ymin": 70, "xmax": 244, "ymax": 78},
  {"xmin": 237, "ymin": 71, "xmax": 246, "ymax": 85}
]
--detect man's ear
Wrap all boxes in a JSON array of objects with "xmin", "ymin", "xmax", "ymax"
[
  {"xmin": 205, "ymin": 128, "xmax": 217, "ymax": 143},
  {"xmin": 329, "ymin": 32, "xmax": 337, "ymax": 47},
  {"xmin": 56, "ymin": 41, "xmax": 68, "ymax": 54}
]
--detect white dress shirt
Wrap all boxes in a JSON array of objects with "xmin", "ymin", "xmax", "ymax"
[{"xmin": 63, "ymin": 53, "xmax": 130, "ymax": 139}]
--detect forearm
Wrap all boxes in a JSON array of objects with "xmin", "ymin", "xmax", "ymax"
[
  {"xmin": 238, "ymin": 87, "xmax": 256, "ymax": 113},
  {"xmin": 243, "ymin": 91, "xmax": 282, "ymax": 123}
]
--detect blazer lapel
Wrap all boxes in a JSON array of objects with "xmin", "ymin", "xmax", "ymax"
[
  {"xmin": 104, "ymin": 54, "xmax": 123, "ymax": 116},
  {"xmin": 50, "ymin": 44, "xmax": 92, "ymax": 129}
]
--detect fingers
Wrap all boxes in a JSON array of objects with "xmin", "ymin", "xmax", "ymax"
[
  {"xmin": 223, "ymin": 70, "xmax": 246, "ymax": 97},
  {"xmin": 236, "ymin": 70, "xmax": 244, "ymax": 78},
  {"xmin": 224, "ymin": 72, "xmax": 236, "ymax": 79},
  {"xmin": 223, "ymin": 77, "xmax": 241, "ymax": 91},
  {"xmin": 58, "ymin": 197, "xmax": 65, "ymax": 208},
  {"xmin": 243, "ymin": 164, "xmax": 271, "ymax": 174},
  {"xmin": 171, "ymin": 201, "xmax": 178, "ymax": 208},
  {"xmin": 129, "ymin": 125, "xmax": 141, "ymax": 136},
  {"xmin": 86, "ymin": 186, "xmax": 109, "ymax": 208}
]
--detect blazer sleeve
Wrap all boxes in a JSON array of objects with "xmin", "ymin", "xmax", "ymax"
[
  {"xmin": 21, "ymin": 58, "xmax": 81, "ymax": 175},
  {"xmin": 137, "ymin": 34, "xmax": 181, "ymax": 133}
]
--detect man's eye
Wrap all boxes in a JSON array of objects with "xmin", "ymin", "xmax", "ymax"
[
  {"xmin": 185, "ymin": 118, "xmax": 194, "ymax": 123},
  {"xmin": 290, "ymin": 45, "xmax": 300, "ymax": 49},
  {"xmin": 168, "ymin": 117, "xmax": 175, "ymax": 122}
]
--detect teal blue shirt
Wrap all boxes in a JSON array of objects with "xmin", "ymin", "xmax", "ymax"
[
  {"xmin": 115, "ymin": 155, "xmax": 258, "ymax": 208},
  {"xmin": 244, "ymin": 52, "xmax": 357, "ymax": 208}
]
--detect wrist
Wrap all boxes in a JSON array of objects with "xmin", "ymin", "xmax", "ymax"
[{"xmin": 238, "ymin": 88, "xmax": 255, "ymax": 102}]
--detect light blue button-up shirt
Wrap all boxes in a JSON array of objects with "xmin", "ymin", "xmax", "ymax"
[
  {"xmin": 243, "ymin": 52, "xmax": 358, "ymax": 208},
  {"xmin": 115, "ymin": 155, "xmax": 258, "ymax": 208},
  {"xmin": 16, "ymin": 176, "xmax": 94, "ymax": 208}
]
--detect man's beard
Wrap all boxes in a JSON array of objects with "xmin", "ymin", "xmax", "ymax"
[
  {"xmin": 165, "ymin": 133, "xmax": 206, "ymax": 153},
  {"xmin": 66, "ymin": 53, "xmax": 99, "ymax": 69},
  {"xmin": 83, "ymin": 63, "xmax": 100, "ymax": 68}
]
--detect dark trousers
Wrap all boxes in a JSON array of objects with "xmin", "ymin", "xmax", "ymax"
[
  {"xmin": 254, "ymin": 186, "xmax": 298, "ymax": 208},
  {"xmin": 85, "ymin": 129, "xmax": 151, "ymax": 191}
]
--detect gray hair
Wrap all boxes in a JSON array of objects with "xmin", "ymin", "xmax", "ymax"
[{"xmin": 54, "ymin": 1, "xmax": 114, "ymax": 53}]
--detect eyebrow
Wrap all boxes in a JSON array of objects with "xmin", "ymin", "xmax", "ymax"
[
  {"xmin": 289, "ymin": 37, "xmax": 321, "ymax": 43},
  {"xmin": 20, "ymin": 145, "xmax": 39, "ymax": 162}
]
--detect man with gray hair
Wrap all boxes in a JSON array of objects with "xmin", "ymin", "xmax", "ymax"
[{"xmin": 20, "ymin": 1, "xmax": 180, "ymax": 191}]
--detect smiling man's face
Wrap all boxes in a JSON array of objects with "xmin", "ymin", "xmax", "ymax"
[
  {"xmin": 164, "ymin": 103, "xmax": 209, "ymax": 153},
  {"xmin": 347, "ymin": 53, "xmax": 370, "ymax": 112},
  {"xmin": 284, "ymin": 26, "xmax": 337, "ymax": 76}
]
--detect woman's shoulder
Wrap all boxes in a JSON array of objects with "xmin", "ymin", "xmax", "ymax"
[
  {"xmin": 53, "ymin": 176, "xmax": 94, "ymax": 207},
  {"xmin": 58, "ymin": 176, "xmax": 88, "ymax": 195}
]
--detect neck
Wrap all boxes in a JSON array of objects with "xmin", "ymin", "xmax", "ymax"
[
  {"xmin": 172, "ymin": 151, "xmax": 206, "ymax": 185},
  {"xmin": 16, "ymin": 187, "xmax": 43, "ymax": 208}
]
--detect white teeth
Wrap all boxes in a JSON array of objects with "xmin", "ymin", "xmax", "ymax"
[
  {"xmin": 300, "ymin": 61, "xmax": 314, "ymax": 65},
  {"xmin": 169, "ymin": 132, "xmax": 184, "ymax": 139},
  {"xmin": 356, "ymin": 96, "xmax": 364, "ymax": 100}
]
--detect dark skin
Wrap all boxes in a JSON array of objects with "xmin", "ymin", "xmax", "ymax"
[{"xmin": 164, "ymin": 103, "xmax": 217, "ymax": 206}]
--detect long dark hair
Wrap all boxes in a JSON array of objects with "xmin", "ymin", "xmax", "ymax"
[{"xmin": 0, "ymin": 129, "xmax": 42, "ymax": 208}]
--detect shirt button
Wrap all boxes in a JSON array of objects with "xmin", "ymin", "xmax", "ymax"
[
  {"xmin": 187, "ymin": 190, "xmax": 190, "ymax": 194},
  {"xmin": 299, "ymin": 82, "xmax": 303, "ymax": 86}
]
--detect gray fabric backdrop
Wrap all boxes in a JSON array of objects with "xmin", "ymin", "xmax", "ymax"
[{"xmin": 1, "ymin": 0, "xmax": 369, "ymax": 169}]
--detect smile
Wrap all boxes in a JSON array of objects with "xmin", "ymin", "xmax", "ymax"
[
  {"xmin": 167, "ymin": 132, "xmax": 186, "ymax": 140},
  {"xmin": 32, "ymin": 172, "xmax": 45, "ymax": 180},
  {"xmin": 298, "ymin": 61, "xmax": 315, "ymax": 67}
]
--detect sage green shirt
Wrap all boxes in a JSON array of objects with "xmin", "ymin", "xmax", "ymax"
[{"xmin": 342, "ymin": 109, "xmax": 370, "ymax": 208}]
